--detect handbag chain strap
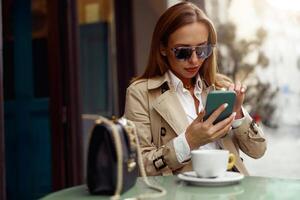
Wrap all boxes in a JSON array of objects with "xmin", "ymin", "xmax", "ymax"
[{"xmin": 126, "ymin": 120, "xmax": 167, "ymax": 200}]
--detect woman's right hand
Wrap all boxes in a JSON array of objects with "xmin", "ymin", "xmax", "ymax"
[{"xmin": 185, "ymin": 104, "xmax": 236, "ymax": 150}]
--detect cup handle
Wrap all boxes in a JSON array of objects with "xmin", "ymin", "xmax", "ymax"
[{"xmin": 227, "ymin": 153, "xmax": 236, "ymax": 170}]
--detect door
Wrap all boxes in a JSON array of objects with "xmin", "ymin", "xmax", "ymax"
[
  {"xmin": 3, "ymin": 0, "xmax": 52, "ymax": 199},
  {"xmin": 0, "ymin": 0, "xmax": 6, "ymax": 199}
]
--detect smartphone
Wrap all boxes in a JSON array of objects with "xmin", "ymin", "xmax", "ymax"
[{"xmin": 203, "ymin": 90, "xmax": 236, "ymax": 124}]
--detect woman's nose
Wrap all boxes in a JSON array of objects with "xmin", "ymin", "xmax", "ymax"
[{"xmin": 189, "ymin": 51, "xmax": 199, "ymax": 64}]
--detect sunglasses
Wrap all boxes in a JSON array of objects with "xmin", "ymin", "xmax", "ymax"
[{"xmin": 171, "ymin": 44, "xmax": 215, "ymax": 61}]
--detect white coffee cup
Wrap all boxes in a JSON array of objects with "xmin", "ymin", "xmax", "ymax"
[{"xmin": 191, "ymin": 149, "xmax": 235, "ymax": 178}]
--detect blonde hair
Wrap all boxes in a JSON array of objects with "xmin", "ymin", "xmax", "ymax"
[{"xmin": 135, "ymin": 2, "xmax": 231, "ymax": 88}]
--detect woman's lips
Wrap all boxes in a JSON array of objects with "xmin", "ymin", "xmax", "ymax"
[{"xmin": 185, "ymin": 67, "xmax": 199, "ymax": 73}]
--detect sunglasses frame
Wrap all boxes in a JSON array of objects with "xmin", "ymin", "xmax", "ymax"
[{"xmin": 171, "ymin": 44, "xmax": 215, "ymax": 61}]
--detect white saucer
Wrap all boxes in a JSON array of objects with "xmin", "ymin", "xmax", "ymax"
[{"xmin": 177, "ymin": 171, "xmax": 244, "ymax": 186}]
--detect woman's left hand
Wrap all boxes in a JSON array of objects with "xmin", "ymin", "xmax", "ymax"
[{"xmin": 229, "ymin": 82, "xmax": 246, "ymax": 119}]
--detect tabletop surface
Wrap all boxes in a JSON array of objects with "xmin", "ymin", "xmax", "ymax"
[{"xmin": 41, "ymin": 175, "xmax": 300, "ymax": 200}]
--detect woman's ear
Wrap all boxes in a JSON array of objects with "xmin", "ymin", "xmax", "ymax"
[{"xmin": 160, "ymin": 44, "xmax": 167, "ymax": 56}]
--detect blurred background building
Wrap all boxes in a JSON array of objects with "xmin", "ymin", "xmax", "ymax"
[{"xmin": 0, "ymin": 0, "xmax": 300, "ymax": 199}]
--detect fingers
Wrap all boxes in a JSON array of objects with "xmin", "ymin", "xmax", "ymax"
[
  {"xmin": 241, "ymin": 85, "xmax": 247, "ymax": 93},
  {"xmin": 211, "ymin": 119, "xmax": 233, "ymax": 140},
  {"xmin": 234, "ymin": 81, "xmax": 242, "ymax": 92},
  {"xmin": 228, "ymin": 83, "xmax": 234, "ymax": 91},
  {"xmin": 194, "ymin": 108, "xmax": 205, "ymax": 123},
  {"xmin": 229, "ymin": 82, "xmax": 247, "ymax": 94},
  {"xmin": 205, "ymin": 103, "xmax": 228, "ymax": 125},
  {"xmin": 211, "ymin": 112, "xmax": 236, "ymax": 132}
]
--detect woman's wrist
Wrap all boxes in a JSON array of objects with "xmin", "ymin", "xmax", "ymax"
[
  {"xmin": 235, "ymin": 108, "xmax": 244, "ymax": 119},
  {"xmin": 185, "ymin": 131, "xmax": 197, "ymax": 150}
]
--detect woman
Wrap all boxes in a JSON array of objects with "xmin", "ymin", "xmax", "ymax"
[{"xmin": 124, "ymin": 2, "xmax": 266, "ymax": 176}]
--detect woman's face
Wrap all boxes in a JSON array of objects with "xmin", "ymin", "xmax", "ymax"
[{"xmin": 165, "ymin": 22, "xmax": 209, "ymax": 82}]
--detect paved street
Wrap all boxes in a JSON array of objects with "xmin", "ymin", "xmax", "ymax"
[{"xmin": 241, "ymin": 125, "xmax": 300, "ymax": 179}]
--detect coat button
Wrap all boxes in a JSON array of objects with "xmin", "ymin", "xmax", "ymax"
[{"xmin": 161, "ymin": 127, "xmax": 166, "ymax": 136}]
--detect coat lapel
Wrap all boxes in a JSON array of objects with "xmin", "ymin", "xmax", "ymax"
[{"xmin": 152, "ymin": 89, "xmax": 189, "ymax": 135}]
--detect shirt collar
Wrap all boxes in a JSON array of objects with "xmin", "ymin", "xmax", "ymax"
[
  {"xmin": 167, "ymin": 70, "xmax": 203, "ymax": 93},
  {"xmin": 167, "ymin": 70, "xmax": 182, "ymax": 91}
]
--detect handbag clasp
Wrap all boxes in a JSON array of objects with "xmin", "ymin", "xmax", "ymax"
[{"xmin": 127, "ymin": 158, "xmax": 137, "ymax": 172}]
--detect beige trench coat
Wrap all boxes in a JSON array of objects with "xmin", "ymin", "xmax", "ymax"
[{"xmin": 124, "ymin": 73, "xmax": 266, "ymax": 176}]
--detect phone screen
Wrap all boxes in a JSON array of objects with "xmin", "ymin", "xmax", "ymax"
[{"xmin": 203, "ymin": 90, "xmax": 236, "ymax": 124}]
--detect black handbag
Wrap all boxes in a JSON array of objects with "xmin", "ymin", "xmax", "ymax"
[
  {"xmin": 86, "ymin": 116, "xmax": 166, "ymax": 200},
  {"xmin": 87, "ymin": 116, "xmax": 138, "ymax": 195}
]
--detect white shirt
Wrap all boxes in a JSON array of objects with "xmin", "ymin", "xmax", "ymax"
[{"xmin": 167, "ymin": 70, "xmax": 244, "ymax": 163}]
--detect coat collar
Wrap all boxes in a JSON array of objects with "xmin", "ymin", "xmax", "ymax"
[
  {"xmin": 147, "ymin": 71, "xmax": 212, "ymax": 92},
  {"xmin": 147, "ymin": 72, "xmax": 170, "ymax": 90},
  {"xmin": 147, "ymin": 73, "xmax": 187, "ymax": 135},
  {"xmin": 152, "ymin": 89, "xmax": 188, "ymax": 135}
]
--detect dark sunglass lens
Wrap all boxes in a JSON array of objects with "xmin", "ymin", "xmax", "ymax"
[
  {"xmin": 175, "ymin": 48, "xmax": 193, "ymax": 60},
  {"xmin": 196, "ymin": 45, "xmax": 212, "ymax": 59}
]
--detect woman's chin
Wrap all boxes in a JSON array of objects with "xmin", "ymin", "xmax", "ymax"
[{"xmin": 183, "ymin": 71, "xmax": 198, "ymax": 78}]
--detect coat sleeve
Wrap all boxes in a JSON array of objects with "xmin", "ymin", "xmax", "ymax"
[
  {"xmin": 124, "ymin": 84, "xmax": 188, "ymax": 176},
  {"xmin": 233, "ymin": 110, "xmax": 267, "ymax": 159}
]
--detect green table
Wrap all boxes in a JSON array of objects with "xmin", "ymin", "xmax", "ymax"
[{"xmin": 41, "ymin": 175, "xmax": 300, "ymax": 200}]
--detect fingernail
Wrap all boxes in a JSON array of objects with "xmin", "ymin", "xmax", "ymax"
[
  {"xmin": 224, "ymin": 103, "xmax": 228, "ymax": 108},
  {"xmin": 241, "ymin": 87, "xmax": 245, "ymax": 93},
  {"xmin": 232, "ymin": 112, "xmax": 236, "ymax": 117},
  {"xmin": 229, "ymin": 127, "xmax": 232, "ymax": 131}
]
